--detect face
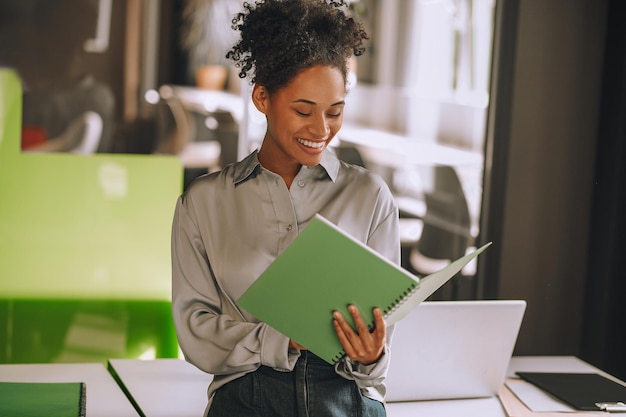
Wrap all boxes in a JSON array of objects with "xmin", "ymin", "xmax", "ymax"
[{"xmin": 253, "ymin": 65, "xmax": 346, "ymax": 178}]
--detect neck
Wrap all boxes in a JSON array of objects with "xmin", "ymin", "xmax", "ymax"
[{"xmin": 257, "ymin": 146, "xmax": 300, "ymax": 189}]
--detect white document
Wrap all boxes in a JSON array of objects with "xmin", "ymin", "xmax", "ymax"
[{"xmin": 505, "ymin": 378, "xmax": 577, "ymax": 412}]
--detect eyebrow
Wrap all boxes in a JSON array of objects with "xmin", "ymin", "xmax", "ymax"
[{"xmin": 292, "ymin": 99, "xmax": 346, "ymax": 107}]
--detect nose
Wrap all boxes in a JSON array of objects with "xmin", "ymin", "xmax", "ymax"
[{"xmin": 308, "ymin": 114, "xmax": 331, "ymax": 139}]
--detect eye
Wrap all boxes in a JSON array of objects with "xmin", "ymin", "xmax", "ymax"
[
  {"xmin": 295, "ymin": 110, "xmax": 312, "ymax": 117},
  {"xmin": 327, "ymin": 111, "xmax": 342, "ymax": 118}
]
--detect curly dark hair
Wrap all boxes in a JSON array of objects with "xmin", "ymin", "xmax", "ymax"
[{"xmin": 226, "ymin": 0, "xmax": 368, "ymax": 94}]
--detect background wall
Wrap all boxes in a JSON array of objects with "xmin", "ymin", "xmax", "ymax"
[
  {"xmin": 489, "ymin": 0, "xmax": 625, "ymax": 379},
  {"xmin": 581, "ymin": 0, "xmax": 626, "ymax": 381},
  {"xmin": 499, "ymin": 0, "xmax": 605, "ymax": 351}
]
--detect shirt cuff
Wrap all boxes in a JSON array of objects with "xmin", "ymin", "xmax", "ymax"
[
  {"xmin": 260, "ymin": 324, "xmax": 300, "ymax": 371},
  {"xmin": 335, "ymin": 346, "xmax": 389, "ymax": 389}
]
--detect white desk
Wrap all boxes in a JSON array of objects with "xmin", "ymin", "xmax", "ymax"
[
  {"xmin": 108, "ymin": 358, "xmax": 213, "ymax": 417},
  {"xmin": 507, "ymin": 355, "xmax": 613, "ymax": 378},
  {"xmin": 387, "ymin": 396, "xmax": 506, "ymax": 417},
  {"xmin": 105, "ymin": 356, "xmax": 624, "ymax": 417},
  {"xmin": 338, "ymin": 125, "xmax": 484, "ymax": 239},
  {"xmin": 338, "ymin": 125, "xmax": 484, "ymax": 168},
  {"xmin": 0, "ymin": 362, "xmax": 139, "ymax": 417},
  {"xmin": 169, "ymin": 86, "xmax": 245, "ymax": 124}
]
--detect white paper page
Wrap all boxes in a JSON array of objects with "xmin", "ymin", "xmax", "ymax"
[
  {"xmin": 505, "ymin": 378, "xmax": 577, "ymax": 412},
  {"xmin": 385, "ymin": 242, "xmax": 492, "ymax": 325}
]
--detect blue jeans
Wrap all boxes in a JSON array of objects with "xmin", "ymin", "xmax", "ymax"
[{"xmin": 207, "ymin": 351, "xmax": 386, "ymax": 417}]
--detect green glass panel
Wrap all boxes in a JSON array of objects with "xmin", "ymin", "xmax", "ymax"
[
  {"xmin": 0, "ymin": 69, "xmax": 183, "ymax": 362},
  {"xmin": 0, "ymin": 299, "xmax": 179, "ymax": 363},
  {"xmin": 0, "ymin": 69, "xmax": 183, "ymax": 300}
]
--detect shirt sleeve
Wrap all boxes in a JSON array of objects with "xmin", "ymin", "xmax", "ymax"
[{"xmin": 171, "ymin": 195, "xmax": 300, "ymax": 375}]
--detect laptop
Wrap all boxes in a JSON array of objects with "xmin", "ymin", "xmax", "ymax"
[{"xmin": 385, "ymin": 300, "xmax": 526, "ymax": 402}]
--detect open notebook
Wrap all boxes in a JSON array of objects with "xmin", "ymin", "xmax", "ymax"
[
  {"xmin": 237, "ymin": 214, "xmax": 492, "ymax": 364},
  {"xmin": 385, "ymin": 300, "xmax": 526, "ymax": 402}
]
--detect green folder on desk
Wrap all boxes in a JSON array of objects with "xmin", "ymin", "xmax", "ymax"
[
  {"xmin": 0, "ymin": 381, "xmax": 86, "ymax": 417},
  {"xmin": 237, "ymin": 214, "xmax": 492, "ymax": 364}
]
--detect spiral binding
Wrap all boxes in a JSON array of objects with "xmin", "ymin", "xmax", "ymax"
[
  {"xmin": 332, "ymin": 350, "xmax": 346, "ymax": 364},
  {"xmin": 382, "ymin": 282, "xmax": 419, "ymax": 318}
]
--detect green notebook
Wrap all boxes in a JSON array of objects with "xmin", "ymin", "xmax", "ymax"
[
  {"xmin": 0, "ymin": 381, "xmax": 86, "ymax": 417},
  {"xmin": 237, "ymin": 214, "xmax": 492, "ymax": 364}
]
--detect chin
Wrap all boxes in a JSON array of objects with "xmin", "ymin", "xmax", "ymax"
[{"xmin": 299, "ymin": 154, "xmax": 324, "ymax": 167}]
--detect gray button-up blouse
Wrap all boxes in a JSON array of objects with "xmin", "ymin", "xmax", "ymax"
[{"xmin": 171, "ymin": 148, "xmax": 400, "ymax": 408}]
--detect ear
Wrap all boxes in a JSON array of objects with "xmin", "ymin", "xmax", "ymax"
[{"xmin": 251, "ymin": 84, "xmax": 269, "ymax": 115}]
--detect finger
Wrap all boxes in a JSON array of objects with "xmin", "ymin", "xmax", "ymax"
[
  {"xmin": 372, "ymin": 307, "xmax": 387, "ymax": 341},
  {"xmin": 348, "ymin": 305, "xmax": 386, "ymax": 351},
  {"xmin": 333, "ymin": 310, "xmax": 357, "ymax": 340},
  {"xmin": 346, "ymin": 305, "xmax": 382, "ymax": 359},
  {"xmin": 333, "ymin": 316, "xmax": 352, "ymax": 350},
  {"xmin": 347, "ymin": 304, "xmax": 370, "ymax": 336},
  {"xmin": 333, "ymin": 314, "xmax": 362, "ymax": 362},
  {"xmin": 347, "ymin": 305, "xmax": 377, "ymax": 358},
  {"xmin": 356, "ymin": 308, "xmax": 386, "ymax": 364},
  {"xmin": 333, "ymin": 310, "xmax": 362, "ymax": 355}
]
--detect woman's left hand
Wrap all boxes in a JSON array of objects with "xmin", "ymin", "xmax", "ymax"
[{"xmin": 333, "ymin": 305, "xmax": 386, "ymax": 365}]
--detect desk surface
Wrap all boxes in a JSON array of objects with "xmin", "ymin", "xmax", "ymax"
[
  {"xmin": 508, "ymin": 355, "xmax": 608, "ymax": 377},
  {"xmin": 337, "ymin": 124, "xmax": 484, "ymax": 239},
  {"xmin": 107, "ymin": 356, "xmax": 611, "ymax": 417},
  {"xmin": 169, "ymin": 86, "xmax": 244, "ymax": 122},
  {"xmin": 338, "ymin": 125, "xmax": 484, "ymax": 168},
  {"xmin": 108, "ymin": 358, "xmax": 213, "ymax": 417},
  {"xmin": 0, "ymin": 362, "xmax": 139, "ymax": 417}
]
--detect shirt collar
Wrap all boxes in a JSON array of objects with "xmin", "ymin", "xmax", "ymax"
[
  {"xmin": 319, "ymin": 149, "xmax": 339, "ymax": 182},
  {"xmin": 233, "ymin": 148, "xmax": 340, "ymax": 185},
  {"xmin": 233, "ymin": 151, "xmax": 261, "ymax": 185}
]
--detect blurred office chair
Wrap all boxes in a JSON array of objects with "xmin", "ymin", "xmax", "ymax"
[
  {"xmin": 400, "ymin": 165, "xmax": 473, "ymax": 299},
  {"xmin": 189, "ymin": 107, "xmax": 239, "ymax": 168},
  {"xmin": 154, "ymin": 86, "xmax": 197, "ymax": 156},
  {"xmin": 334, "ymin": 143, "xmax": 367, "ymax": 167},
  {"xmin": 25, "ymin": 111, "xmax": 103, "ymax": 154},
  {"xmin": 154, "ymin": 86, "xmax": 221, "ymax": 187}
]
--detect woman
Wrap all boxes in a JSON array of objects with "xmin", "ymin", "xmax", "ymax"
[{"xmin": 171, "ymin": 1, "xmax": 400, "ymax": 416}]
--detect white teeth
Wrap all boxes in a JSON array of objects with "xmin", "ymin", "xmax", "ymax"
[{"xmin": 297, "ymin": 138, "xmax": 325, "ymax": 149}]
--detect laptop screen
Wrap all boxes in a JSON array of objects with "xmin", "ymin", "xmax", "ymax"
[{"xmin": 385, "ymin": 300, "xmax": 526, "ymax": 402}]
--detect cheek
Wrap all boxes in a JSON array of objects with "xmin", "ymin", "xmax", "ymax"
[
  {"xmin": 281, "ymin": 115, "xmax": 309, "ymax": 135},
  {"xmin": 267, "ymin": 106, "xmax": 299, "ymax": 133}
]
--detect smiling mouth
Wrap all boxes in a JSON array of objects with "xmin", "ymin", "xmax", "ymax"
[{"xmin": 297, "ymin": 138, "xmax": 325, "ymax": 149}]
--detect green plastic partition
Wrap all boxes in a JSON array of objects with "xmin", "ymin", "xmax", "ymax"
[{"xmin": 0, "ymin": 69, "xmax": 184, "ymax": 363}]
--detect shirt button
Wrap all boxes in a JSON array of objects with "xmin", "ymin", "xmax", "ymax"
[
  {"xmin": 297, "ymin": 180, "xmax": 305, "ymax": 187},
  {"xmin": 286, "ymin": 224, "xmax": 293, "ymax": 232}
]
